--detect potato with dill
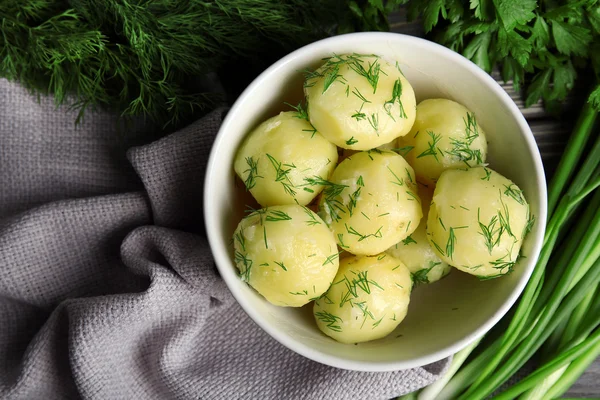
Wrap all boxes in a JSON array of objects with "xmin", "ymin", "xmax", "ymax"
[
  {"xmin": 317, "ymin": 150, "xmax": 421, "ymax": 256},
  {"xmin": 313, "ymin": 253, "xmax": 412, "ymax": 344},
  {"xmin": 386, "ymin": 187, "xmax": 451, "ymax": 285},
  {"xmin": 234, "ymin": 111, "xmax": 338, "ymax": 207},
  {"xmin": 400, "ymin": 99, "xmax": 488, "ymax": 186},
  {"xmin": 233, "ymin": 204, "xmax": 340, "ymax": 307},
  {"xmin": 304, "ymin": 53, "xmax": 416, "ymax": 151},
  {"xmin": 426, "ymin": 167, "xmax": 533, "ymax": 279}
]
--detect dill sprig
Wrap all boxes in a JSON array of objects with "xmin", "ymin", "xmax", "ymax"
[
  {"xmin": 478, "ymin": 207, "xmax": 503, "ymax": 254},
  {"xmin": 243, "ymin": 156, "xmax": 262, "ymax": 190},
  {"xmin": 446, "ymin": 226, "xmax": 468, "ymax": 260},
  {"xmin": 348, "ymin": 56, "xmax": 382, "ymax": 93},
  {"xmin": 367, "ymin": 113, "xmax": 380, "ymax": 135},
  {"xmin": 234, "ymin": 250, "xmax": 253, "ymax": 282},
  {"xmin": 302, "ymin": 206, "xmax": 321, "ymax": 226},
  {"xmin": 503, "ymin": 184, "xmax": 526, "ymax": 205},
  {"xmin": 284, "ymin": 101, "xmax": 309, "ymax": 120},
  {"xmin": 304, "ymin": 176, "xmax": 348, "ymax": 223},
  {"xmin": 314, "ymin": 310, "xmax": 343, "ymax": 332},
  {"xmin": 383, "ymin": 78, "xmax": 407, "ymax": 121},
  {"xmin": 266, "ymin": 209, "xmax": 292, "ymax": 222},
  {"xmin": 335, "ymin": 270, "xmax": 384, "ymax": 308},
  {"xmin": 402, "ymin": 235, "xmax": 417, "ymax": 245},
  {"xmin": 351, "ymin": 87, "xmax": 371, "ymax": 121},
  {"xmin": 345, "ymin": 223, "xmax": 383, "ymax": 242},
  {"xmin": 481, "ymin": 167, "xmax": 493, "ymax": 181},
  {"xmin": 1, "ymin": 0, "xmax": 404, "ymax": 128},
  {"xmin": 323, "ymin": 251, "xmax": 343, "ymax": 266},
  {"xmin": 412, "ymin": 261, "xmax": 442, "ymax": 285},
  {"xmin": 266, "ymin": 153, "xmax": 296, "ymax": 196},
  {"xmin": 417, "ymin": 131, "xmax": 442, "ymax": 162}
]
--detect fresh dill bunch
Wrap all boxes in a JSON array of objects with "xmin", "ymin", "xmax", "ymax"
[{"xmin": 0, "ymin": 0, "xmax": 405, "ymax": 130}]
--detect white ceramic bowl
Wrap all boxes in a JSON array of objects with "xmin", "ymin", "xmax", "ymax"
[{"xmin": 204, "ymin": 32, "xmax": 547, "ymax": 371}]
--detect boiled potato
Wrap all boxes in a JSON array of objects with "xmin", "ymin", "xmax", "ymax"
[
  {"xmin": 305, "ymin": 54, "xmax": 416, "ymax": 151},
  {"xmin": 313, "ymin": 254, "xmax": 412, "ymax": 344},
  {"xmin": 400, "ymin": 99, "xmax": 487, "ymax": 186},
  {"xmin": 233, "ymin": 205, "xmax": 339, "ymax": 306},
  {"xmin": 234, "ymin": 111, "xmax": 338, "ymax": 207},
  {"xmin": 318, "ymin": 150, "xmax": 422, "ymax": 256},
  {"xmin": 386, "ymin": 187, "xmax": 451, "ymax": 285},
  {"xmin": 426, "ymin": 167, "xmax": 531, "ymax": 279}
]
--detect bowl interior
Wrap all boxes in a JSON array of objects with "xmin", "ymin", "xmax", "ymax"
[{"xmin": 205, "ymin": 33, "xmax": 547, "ymax": 371}]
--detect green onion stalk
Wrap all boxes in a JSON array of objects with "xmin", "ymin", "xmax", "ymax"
[{"xmin": 398, "ymin": 88, "xmax": 600, "ymax": 400}]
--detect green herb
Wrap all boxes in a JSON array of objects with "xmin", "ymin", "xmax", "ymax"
[
  {"xmin": 243, "ymin": 157, "xmax": 263, "ymax": 190},
  {"xmin": 430, "ymin": 239, "xmax": 445, "ymax": 256},
  {"xmin": 397, "ymin": 90, "xmax": 600, "ymax": 400},
  {"xmin": 354, "ymin": 301, "xmax": 375, "ymax": 329},
  {"xmin": 498, "ymin": 194, "xmax": 516, "ymax": 239},
  {"xmin": 446, "ymin": 226, "xmax": 467, "ymax": 260},
  {"xmin": 304, "ymin": 176, "xmax": 348, "ymax": 223},
  {"xmin": 391, "ymin": 146, "xmax": 415, "ymax": 157},
  {"xmin": 266, "ymin": 209, "xmax": 292, "ymax": 222},
  {"xmin": 351, "ymin": 88, "xmax": 370, "ymax": 121},
  {"xmin": 402, "ymin": 235, "xmax": 417, "ymax": 245},
  {"xmin": 460, "ymin": 205, "xmax": 471, "ymax": 211},
  {"xmin": 361, "ymin": 212, "xmax": 371, "ymax": 220},
  {"xmin": 347, "ymin": 186, "xmax": 362, "ymax": 216},
  {"xmin": 234, "ymin": 229, "xmax": 246, "ymax": 251},
  {"xmin": 372, "ymin": 315, "xmax": 385, "ymax": 329},
  {"xmin": 289, "ymin": 290, "xmax": 308, "ymax": 296},
  {"xmin": 315, "ymin": 311, "xmax": 342, "ymax": 332},
  {"xmin": 346, "ymin": 136, "xmax": 358, "ymax": 145},
  {"xmin": 504, "ymin": 184, "xmax": 526, "ymax": 205},
  {"xmin": 357, "ymin": 175, "xmax": 364, "ymax": 186},
  {"xmin": 387, "ymin": 166, "xmax": 404, "ymax": 186},
  {"xmin": 348, "ymin": 57, "xmax": 382, "ymax": 93},
  {"xmin": 368, "ymin": 113, "xmax": 380, "ymax": 135},
  {"xmin": 523, "ymin": 211, "xmax": 536, "ymax": 240},
  {"xmin": 383, "ymin": 78, "xmax": 407, "ymax": 121},
  {"xmin": 481, "ymin": 168, "xmax": 493, "ymax": 181},
  {"xmin": 234, "ymin": 251, "xmax": 253, "ymax": 282},
  {"xmin": 413, "ymin": 261, "xmax": 442, "ymax": 286},
  {"xmin": 323, "ymin": 251, "xmax": 342, "ymax": 266},
  {"xmin": 408, "ymin": 0, "xmax": 600, "ymax": 112},
  {"xmin": 478, "ymin": 208, "xmax": 503, "ymax": 254},
  {"xmin": 322, "ymin": 63, "xmax": 346, "ymax": 93},
  {"xmin": 284, "ymin": 101, "xmax": 309, "ymax": 120},
  {"xmin": 406, "ymin": 190, "xmax": 420, "ymax": 203},
  {"xmin": 377, "ymin": 254, "xmax": 387, "ymax": 260},
  {"xmin": 337, "ymin": 233, "xmax": 349, "ymax": 249},
  {"xmin": 263, "ymin": 226, "xmax": 268, "ymax": 249},
  {"xmin": 345, "ymin": 223, "xmax": 383, "ymax": 242},
  {"xmin": 335, "ymin": 270, "xmax": 384, "ymax": 308},
  {"xmin": 447, "ymin": 136, "xmax": 484, "ymax": 166},
  {"xmin": 378, "ymin": 212, "xmax": 390, "ymax": 217},
  {"xmin": 302, "ymin": 206, "xmax": 321, "ymax": 226},
  {"xmin": 417, "ymin": 131, "xmax": 442, "ymax": 162},
  {"xmin": 266, "ymin": 154, "xmax": 296, "ymax": 196},
  {"xmin": 439, "ymin": 217, "xmax": 447, "ymax": 231},
  {"xmin": 274, "ymin": 261, "xmax": 287, "ymax": 271}
]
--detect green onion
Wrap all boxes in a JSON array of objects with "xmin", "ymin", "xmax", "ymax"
[{"xmin": 399, "ymin": 86, "xmax": 600, "ymax": 400}]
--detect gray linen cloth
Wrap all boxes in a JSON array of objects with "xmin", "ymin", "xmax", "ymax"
[{"xmin": 0, "ymin": 79, "xmax": 449, "ymax": 400}]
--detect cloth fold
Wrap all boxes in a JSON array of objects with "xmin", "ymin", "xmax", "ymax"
[{"xmin": 0, "ymin": 79, "xmax": 449, "ymax": 400}]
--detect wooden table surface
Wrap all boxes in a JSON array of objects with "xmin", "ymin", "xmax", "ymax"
[{"xmin": 389, "ymin": 10, "xmax": 600, "ymax": 398}]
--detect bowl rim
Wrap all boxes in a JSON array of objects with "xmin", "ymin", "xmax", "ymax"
[{"xmin": 204, "ymin": 31, "xmax": 548, "ymax": 372}]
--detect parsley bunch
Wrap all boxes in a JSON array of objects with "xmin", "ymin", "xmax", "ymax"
[
  {"xmin": 0, "ymin": 0, "xmax": 404, "ymax": 128},
  {"xmin": 408, "ymin": 0, "xmax": 600, "ymax": 110}
]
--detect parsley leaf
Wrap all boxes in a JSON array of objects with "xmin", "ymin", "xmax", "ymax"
[
  {"xmin": 492, "ymin": 0, "xmax": 536, "ymax": 30},
  {"xmin": 551, "ymin": 20, "xmax": 593, "ymax": 57}
]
